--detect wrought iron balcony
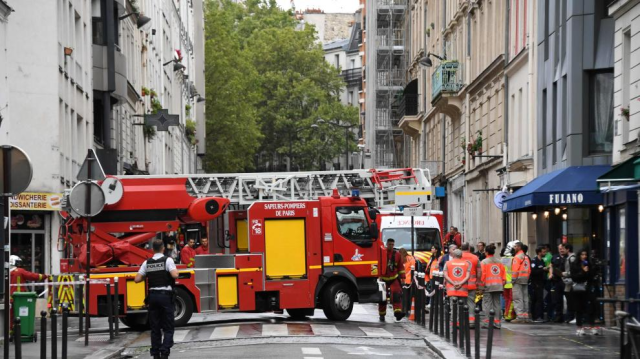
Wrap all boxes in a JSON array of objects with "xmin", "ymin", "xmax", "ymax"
[
  {"xmin": 431, "ymin": 61, "xmax": 463, "ymax": 103},
  {"xmin": 398, "ymin": 94, "xmax": 418, "ymax": 119},
  {"xmin": 341, "ymin": 68, "xmax": 362, "ymax": 87}
]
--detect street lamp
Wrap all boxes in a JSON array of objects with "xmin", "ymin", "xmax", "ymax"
[
  {"xmin": 163, "ymin": 59, "xmax": 186, "ymax": 72},
  {"xmin": 316, "ymin": 118, "xmax": 356, "ymax": 170},
  {"xmin": 119, "ymin": 12, "xmax": 152, "ymax": 30},
  {"xmin": 418, "ymin": 52, "xmax": 446, "ymax": 67}
]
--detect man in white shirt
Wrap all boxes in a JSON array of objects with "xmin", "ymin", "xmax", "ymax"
[{"xmin": 135, "ymin": 239, "xmax": 179, "ymax": 359}]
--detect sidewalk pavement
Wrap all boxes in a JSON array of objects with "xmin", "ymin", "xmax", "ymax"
[{"xmin": 407, "ymin": 320, "xmax": 620, "ymax": 358}]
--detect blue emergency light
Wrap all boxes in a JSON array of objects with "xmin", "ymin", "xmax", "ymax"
[{"xmin": 351, "ymin": 189, "xmax": 360, "ymax": 198}]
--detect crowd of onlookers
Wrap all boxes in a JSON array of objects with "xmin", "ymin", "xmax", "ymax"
[{"xmin": 400, "ymin": 228, "xmax": 603, "ymax": 336}]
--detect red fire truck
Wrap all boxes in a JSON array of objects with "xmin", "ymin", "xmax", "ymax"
[{"xmin": 57, "ymin": 168, "xmax": 432, "ymax": 329}]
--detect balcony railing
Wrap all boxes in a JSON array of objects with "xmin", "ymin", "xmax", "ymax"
[
  {"xmin": 399, "ymin": 94, "xmax": 418, "ymax": 119},
  {"xmin": 378, "ymin": 0, "xmax": 407, "ymax": 6},
  {"xmin": 431, "ymin": 61, "xmax": 463, "ymax": 102},
  {"xmin": 341, "ymin": 68, "xmax": 362, "ymax": 87}
]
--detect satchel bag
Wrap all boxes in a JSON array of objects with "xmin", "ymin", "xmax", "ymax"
[{"xmin": 572, "ymin": 282, "xmax": 587, "ymax": 292}]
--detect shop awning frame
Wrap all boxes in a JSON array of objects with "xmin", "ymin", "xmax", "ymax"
[
  {"xmin": 597, "ymin": 155, "xmax": 640, "ymax": 187},
  {"xmin": 502, "ymin": 165, "xmax": 611, "ymax": 212}
]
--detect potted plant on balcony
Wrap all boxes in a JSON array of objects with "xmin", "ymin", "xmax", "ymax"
[
  {"xmin": 461, "ymin": 155, "xmax": 466, "ymax": 165},
  {"xmin": 141, "ymin": 86, "xmax": 149, "ymax": 97},
  {"xmin": 426, "ymin": 28, "xmax": 431, "ymax": 37},
  {"xmin": 467, "ymin": 141, "xmax": 475, "ymax": 159},
  {"xmin": 621, "ymin": 107, "xmax": 630, "ymax": 121},
  {"xmin": 186, "ymin": 119, "xmax": 197, "ymax": 145},
  {"xmin": 149, "ymin": 89, "xmax": 158, "ymax": 98},
  {"xmin": 474, "ymin": 130, "xmax": 483, "ymax": 156}
]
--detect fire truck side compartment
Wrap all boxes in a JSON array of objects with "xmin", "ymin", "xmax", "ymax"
[
  {"xmin": 264, "ymin": 219, "xmax": 307, "ymax": 279},
  {"xmin": 217, "ymin": 275, "xmax": 239, "ymax": 309}
]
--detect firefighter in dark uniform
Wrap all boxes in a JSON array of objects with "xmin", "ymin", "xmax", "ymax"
[
  {"xmin": 135, "ymin": 239, "xmax": 179, "ymax": 359},
  {"xmin": 379, "ymin": 238, "xmax": 405, "ymax": 322}
]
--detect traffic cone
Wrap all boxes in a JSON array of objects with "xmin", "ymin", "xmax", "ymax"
[{"xmin": 409, "ymin": 298, "xmax": 415, "ymax": 321}]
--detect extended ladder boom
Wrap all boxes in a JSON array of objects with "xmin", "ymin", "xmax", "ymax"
[{"xmin": 117, "ymin": 168, "xmax": 432, "ymax": 208}]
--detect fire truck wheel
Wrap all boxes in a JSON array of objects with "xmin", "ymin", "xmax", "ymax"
[
  {"xmin": 174, "ymin": 287, "xmax": 194, "ymax": 326},
  {"xmin": 321, "ymin": 281, "xmax": 354, "ymax": 321}
]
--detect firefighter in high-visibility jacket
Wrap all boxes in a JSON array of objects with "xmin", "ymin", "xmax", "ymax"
[
  {"xmin": 9, "ymin": 255, "xmax": 49, "ymax": 333},
  {"xmin": 461, "ymin": 243, "xmax": 482, "ymax": 327},
  {"xmin": 379, "ymin": 238, "xmax": 405, "ymax": 322},
  {"xmin": 480, "ymin": 244, "xmax": 506, "ymax": 329},
  {"xmin": 443, "ymin": 249, "xmax": 471, "ymax": 307},
  {"xmin": 511, "ymin": 241, "xmax": 531, "ymax": 323},
  {"xmin": 501, "ymin": 245, "xmax": 516, "ymax": 321}
]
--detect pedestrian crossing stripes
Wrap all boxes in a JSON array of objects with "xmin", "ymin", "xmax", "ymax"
[{"xmin": 171, "ymin": 323, "xmax": 414, "ymax": 342}]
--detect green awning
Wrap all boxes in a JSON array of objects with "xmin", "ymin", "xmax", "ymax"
[{"xmin": 597, "ymin": 155, "xmax": 640, "ymax": 188}]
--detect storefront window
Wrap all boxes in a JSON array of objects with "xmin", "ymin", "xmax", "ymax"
[
  {"xmin": 619, "ymin": 208, "xmax": 626, "ymax": 282},
  {"xmin": 10, "ymin": 213, "xmax": 46, "ymax": 293}
]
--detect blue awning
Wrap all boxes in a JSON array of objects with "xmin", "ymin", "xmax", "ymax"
[{"xmin": 502, "ymin": 165, "xmax": 611, "ymax": 212}]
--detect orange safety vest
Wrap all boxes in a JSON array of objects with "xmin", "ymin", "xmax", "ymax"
[
  {"xmin": 403, "ymin": 255, "xmax": 416, "ymax": 285},
  {"xmin": 461, "ymin": 251, "xmax": 480, "ymax": 290},
  {"xmin": 512, "ymin": 250, "xmax": 531, "ymax": 284},
  {"xmin": 480, "ymin": 255, "xmax": 505, "ymax": 292},
  {"xmin": 445, "ymin": 258, "xmax": 470, "ymax": 297},
  {"xmin": 425, "ymin": 256, "xmax": 440, "ymax": 282}
]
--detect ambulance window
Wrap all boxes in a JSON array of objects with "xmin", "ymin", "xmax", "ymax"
[{"xmin": 335, "ymin": 207, "xmax": 371, "ymax": 242}]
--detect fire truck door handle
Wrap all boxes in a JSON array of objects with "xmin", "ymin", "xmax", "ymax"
[{"xmin": 283, "ymin": 283, "xmax": 294, "ymax": 287}]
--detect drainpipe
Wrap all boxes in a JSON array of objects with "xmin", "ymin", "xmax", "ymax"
[
  {"xmin": 102, "ymin": 0, "xmax": 115, "ymax": 149},
  {"xmin": 502, "ymin": 0, "xmax": 510, "ymax": 247}
]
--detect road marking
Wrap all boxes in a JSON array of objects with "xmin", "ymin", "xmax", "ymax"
[
  {"xmin": 209, "ymin": 325, "xmax": 240, "ymax": 339},
  {"xmin": 173, "ymin": 330, "xmax": 190, "ymax": 342},
  {"xmin": 262, "ymin": 324, "xmax": 288, "ymax": 336},
  {"xmin": 351, "ymin": 304, "xmax": 368, "ymax": 314},
  {"xmin": 302, "ymin": 347, "xmax": 322, "ymax": 355},
  {"xmin": 310, "ymin": 324, "xmax": 341, "ymax": 336},
  {"xmin": 304, "ymin": 358, "xmax": 324, "ymax": 359},
  {"xmin": 347, "ymin": 346, "xmax": 393, "ymax": 356},
  {"xmin": 359, "ymin": 327, "xmax": 394, "ymax": 337}
]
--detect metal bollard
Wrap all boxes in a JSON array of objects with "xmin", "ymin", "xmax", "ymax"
[
  {"xmin": 439, "ymin": 285, "xmax": 445, "ymax": 335},
  {"xmin": 114, "ymin": 277, "xmax": 120, "ymax": 337},
  {"xmin": 14, "ymin": 317, "xmax": 22, "ymax": 359},
  {"xmin": 51, "ymin": 308, "xmax": 58, "ymax": 359},
  {"xmin": 106, "ymin": 283, "xmax": 114, "ymax": 340},
  {"xmin": 62, "ymin": 304, "xmax": 69, "ymax": 359},
  {"xmin": 445, "ymin": 297, "xmax": 450, "ymax": 341},
  {"xmin": 428, "ymin": 280, "xmax": 435, "ymax": 332},
  {"xmin": 464, "ymin": 305, "xmax": 471, "ymax": 357},
  {"xmin": 458, "ymin": 299, "xmax": 465, "ymax": 351},
  {"xmin": 40, "ymin": 311, "xmax": 47, "ymax": 359},
  {"xmin": 77, "ymin": 283, "xmax": 84, "ymax": 336},
  {"xmin": 452, "ymin": 297, "xmax": 458, "ymax": 346},
  {"xmin": 475, "ymin": 307, "xmax": 480, "ymax": 359},
  {"xmin": 433, "ymin": 283, "xmax": 439, "ymax": 335},
  {"xmin": 486, "ymin": 310, "xmax": 495, "ymax": 359}
]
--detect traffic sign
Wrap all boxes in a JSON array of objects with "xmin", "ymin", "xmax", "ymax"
[
  {"xmin": 394, "ymin": 186, "xmax": 432, "ymax": 206},
  {"xmin": 0, "ymin": 145, "xmax": 33, "ymax": 195},
  {"xmin": 77, "ymin": 149, "xmax": 106, "ymax": 182},
  {"xmin": 68, "ymin": 182, "xmax": 105, "ymax": 217},
  {"xmin": 402, "ymin": 206, "xmax": 422, "ymax": 216}
]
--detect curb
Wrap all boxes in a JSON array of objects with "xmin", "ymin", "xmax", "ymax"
[{"xmin": 422, "ymin": 332, "xmax": 466, "ymax": 359}]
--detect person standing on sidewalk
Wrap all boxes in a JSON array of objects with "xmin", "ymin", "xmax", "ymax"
[
  {"xmin": 399, "ymin": 248, "xmax": 415, "ymax": 314},
  {"xmin": 500, "ymin": 246, "xmax": 516, "ymax": 321},
  {"xmin": 530, "ymin": 246, "xmax": 548, "ymax": 322},
  {"xmin": 511, "ymin": 241, "xmax": 531, "ymax": 323},
  {"xmin": 135, "ymin": 239, "xmax": 180, "ymax": 359},
  {"xmin": 444, "ymin": 249, "xmax": 471, "ymax": 316},
  {"xmin": 480, "ymin": 244, "xmax": 505, "ymax": 329},
  {"xmin": 549, "ymin": 244, "xmax": 566, "ymax": 322},
  {"xmin": 475, "ymin": 242, "xmax": 487, "ymax": 261},
  {"xmin": 570, "ymin": 248, "xmax": 595, "ymax": 335},
  {"xmin": 561, "ymin": 243, "xmax": 577, "ymax": 323},
  {"xmin": 461, "ymin": 243, "xmax": 482, "ymax": 328}
]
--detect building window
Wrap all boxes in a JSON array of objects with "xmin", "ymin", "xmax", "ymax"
[
  {"xmin": 552, "ymin": 82, "xmax": 557, "ymax": 164},
  {"xmin": 588, "ymin": 71, "xmax": 613, "ymax": 154},
  {"xmin": 348, "ymin": 91, "xmax": 354, "ymax": 105},
  {"xmin": 335, "ymin": 54, "xmax": 340, "ymax": 69},
  {"xmin": 93, "ymin": 95, "xmax": 104, "ymax": 145},
  {"xmin": 542, "ymin": 89, "xmax": 547, "ymax": 169}
]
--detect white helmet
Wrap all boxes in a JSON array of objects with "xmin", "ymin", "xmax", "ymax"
[
  {"xmin": 9, "ymin": 255, "xmax": 22, "ymax": 267},
  {"xmin": 505, "ymin": 241, "xmax": 519, "ymax": 255}
]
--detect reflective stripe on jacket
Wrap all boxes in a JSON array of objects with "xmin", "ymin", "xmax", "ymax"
[
  {"xmin": 480, "ymin": 255, "xmax": 505, "ymax": 292},
  {"xmin": 445, "ymin": 258, "xmax": 470, "ymax": 297},
  {"xmin": 512, "ymin": 250, "xmax": 531, "ymax": 285},
  {"xmin": 500, "ymin": 255, "xmax": 513, "ymax": 289},
  {"xmin": 461, "ymin": 251, "xmax": 481, "ymax": 290}
]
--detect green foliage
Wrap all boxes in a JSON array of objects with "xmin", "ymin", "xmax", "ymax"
[
  {"xmin": 141, "ymin": 86, "xmax": 149, "ymax": 96},
  {"xmin": 185, "ymin": 119, "xmax": 197, "ymax": 145},
  {"xmin": 204, "ymin": 0, "xmax": 358, "ymax": 172},
  {"xmin": 185, "ymin": 104, "xmax": 192, "ymax": 117}
]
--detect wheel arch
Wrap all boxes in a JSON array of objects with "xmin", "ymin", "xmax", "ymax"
[{"xmin": 315, "ymin": 266, "xmax": 358, "ymax": 307}]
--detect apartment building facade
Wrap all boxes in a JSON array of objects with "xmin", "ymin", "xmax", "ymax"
[{"xmin": 0, "ymin": 0, "xmax": 205, "ymax": 278}]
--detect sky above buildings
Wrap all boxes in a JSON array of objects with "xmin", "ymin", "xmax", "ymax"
[{"xmin": 276, "ymin": 0, "xmax": 359, "ymax": 13}]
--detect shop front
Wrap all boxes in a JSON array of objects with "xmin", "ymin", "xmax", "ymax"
[
  {"xmin": 597, "ymin": 156, "xmax": 640, "ymax": 319},
  {"xmin": 502, "ymin": 166, "xmax": 610, "ymax": 254},
  {"xmin": 9, "ymin": 192, "xmax": 62, "ymax": 289}
]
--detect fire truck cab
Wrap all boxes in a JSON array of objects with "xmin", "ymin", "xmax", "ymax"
[{"xmin": 377, "ymin": 210, "xmax": 444, "ymax": 266}]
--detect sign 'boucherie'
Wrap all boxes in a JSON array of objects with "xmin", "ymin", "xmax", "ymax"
[{"xmin": 548, "ymin": 193, "xmax": 584, "ymax": 205}]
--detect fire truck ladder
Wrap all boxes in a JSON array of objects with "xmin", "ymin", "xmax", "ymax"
[{"xmin": 124, "ymin": 167, "xmax": 432, "ymax": 208}]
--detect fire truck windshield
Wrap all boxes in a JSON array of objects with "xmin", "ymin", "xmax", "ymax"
[
  {"xmin": 381, "ymin": 228, "xmax": 440, "ymax": 251},
  {"xmin": 335, "ymin": 206, "xmax": 371, "ymax": 241}
]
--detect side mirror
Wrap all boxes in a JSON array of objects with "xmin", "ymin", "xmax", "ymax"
[
  {"xmin": 369, "ymin": 222, "xmax": 379, "ymax": 240},
  {"xmin": 368, "ymin": 208, "xmax": 379, "ymax": 221}
]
